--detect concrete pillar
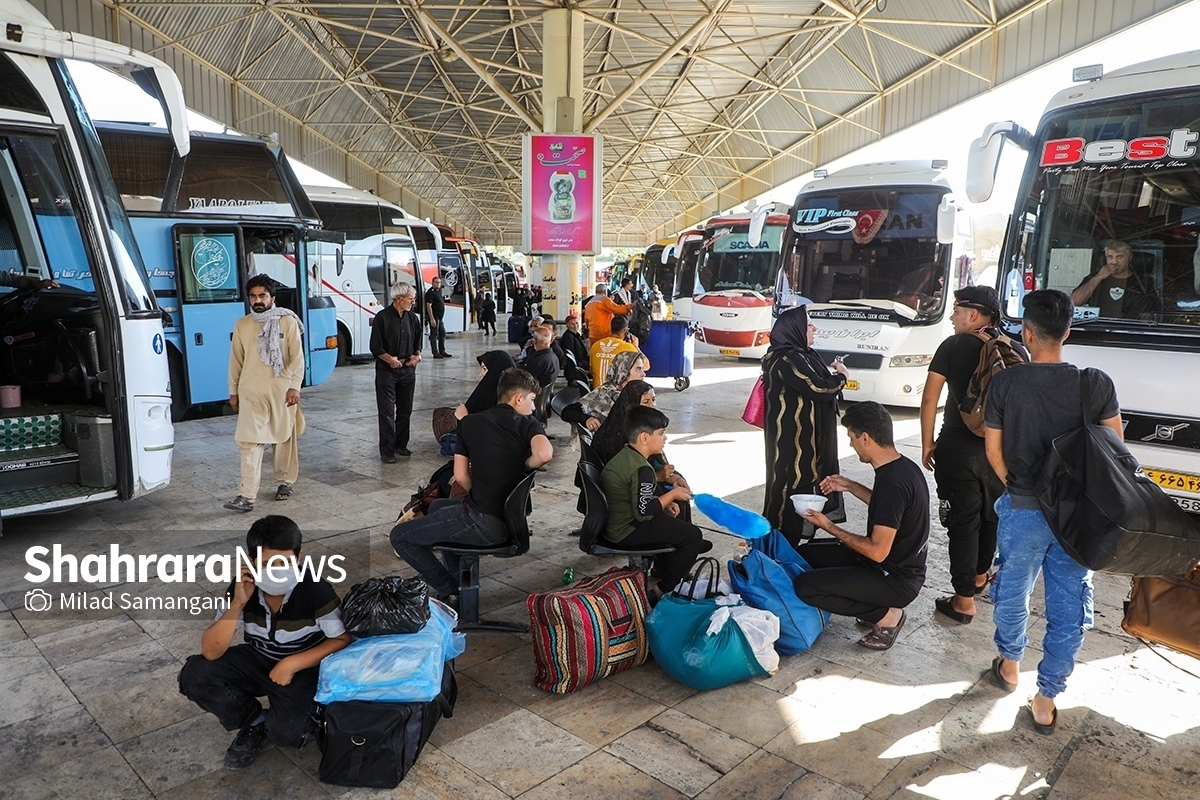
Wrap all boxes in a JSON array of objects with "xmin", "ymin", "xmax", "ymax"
[{"xmin": 541, "ymin": 9, "xmax": 585, "ymax": 321}]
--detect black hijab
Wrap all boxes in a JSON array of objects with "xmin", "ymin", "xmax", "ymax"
[
  {"xmin": 769, "ymin": 305, "xmax": 812, "ymax": 352},
  {"xmin": 464, "ymin": 350, "xmax": 515, "ymax": 414}
]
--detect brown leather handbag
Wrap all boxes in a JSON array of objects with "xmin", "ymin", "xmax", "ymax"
[{"xmin": 1122, "ymin": 561, "xmax": 1200, "ymax": 660}]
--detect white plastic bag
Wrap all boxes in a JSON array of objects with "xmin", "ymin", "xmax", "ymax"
[
  {"xmin": 672, "ymin": 574, "xmax": 733, "ymax": 599},
  {"xmin": 708, "ymin": 605, "xmax": 780, "ymax": 674}
]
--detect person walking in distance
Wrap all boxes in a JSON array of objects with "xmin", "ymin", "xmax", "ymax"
[
  {"xmin": 225, "ymin": 276, "xmax": 306, "ymax": 511},
  {"xmin": 370, "ymin": 282, "xmax": 423, "ymax": 462},
  {"xmin": 983, "ymin": 290, "xmax": 1122, "ymax": 735},
  {"xmin": 425, "ymin": 276, "xmax": 452, "ymax": 359},
  {"xmin": 920, "ymin": 286, "xmax": 1026, "ymax": 623}
]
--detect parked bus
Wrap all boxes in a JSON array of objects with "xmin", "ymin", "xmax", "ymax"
[
  {"xmin": 0, "ymin": 1, "xmax": 186, "ymax": 522},
  {"xmin": 670, "ymin": 228, "xmax": 704, "ymax": 320},
  {"xmin": 773, "ymin": 162, "xmax": 964, "ymax": 407},
  {"xmin": 305, "ymin": 185, "xmax": 446, "ymax": 360},
  {"xmin": 642, "ymin": 237, "xmax": 679, "ymax": 317},
  {"xmin": 96, "ymin": 123, "xmax": 341, "ymax": 420},
  {"xmin": 689, "ymin": 212, "xmax": 789, "ymax": 358},
  {"xmin": 966, "ymin": 53, "xmax": 1200, "ymax": 515}
]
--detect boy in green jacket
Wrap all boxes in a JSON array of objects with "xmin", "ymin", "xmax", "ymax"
[{"xmin": 600, "ymin": 406, "xmax": 711, "ymax": 600}]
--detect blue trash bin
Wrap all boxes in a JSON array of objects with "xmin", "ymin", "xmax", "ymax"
[{"xmin": 642, "ymin": 320, "xmax": 694, "ymax": 391}]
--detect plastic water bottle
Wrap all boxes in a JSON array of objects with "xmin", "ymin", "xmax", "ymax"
[
  {"xmin": 734, "ymin": 540, "xmax": 751, "ymax": 562},
  {"xmin": 561, "ymin": 567, "xmax": 574, "ymax": 585}
]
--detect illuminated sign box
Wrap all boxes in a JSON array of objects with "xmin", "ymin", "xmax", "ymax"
[{"xmin": 522, "ymin": 133, "xmax": 603, "ymax": 255}]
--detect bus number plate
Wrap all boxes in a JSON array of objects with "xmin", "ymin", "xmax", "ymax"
[
  {"xmin": 1142, "ymin": 468, "xmax": 1200, "ymax": 496},
  {"xmin": 719, "ymin": 348, "xmax": 740, "ymax": 356},
  {"xmin": 844, "ymin": 380, "xmax": 859, "ymax": 391}
]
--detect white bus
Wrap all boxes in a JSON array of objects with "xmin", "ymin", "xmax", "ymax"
[
  {"xmin": 966, "ymin": 53, "xmax": 1200, "ymax": 516},
  {"xmin": 773, "ymin": 162, "xmax": 965, "ymax": 407},
  {"xmin": 0, "ymin": 0, "xmax": 186, "ymax": 523},
  {"xmin": 305, "ymin": 185, "xmax": 445, "ymax": 360}
]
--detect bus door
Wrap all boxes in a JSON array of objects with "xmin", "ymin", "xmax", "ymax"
[
  {"xmin": 384, "ymin": 239, "xmax": 422, "ymax": 319},
  {"xmin": 173, "ymin": 226, "xmax": 244, "ymax": 404},
  {"xmin": 301, "ymin": 228, "xmax": 342, "ymax": 386}
]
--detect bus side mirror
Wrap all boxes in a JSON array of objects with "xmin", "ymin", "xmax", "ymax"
[
  {"xmin": 335, "ymin": 249, "xmax": 344, "ymax": 277},
  {"xmin": 937, "ymin": 197, "xmax": 958, "ymax": 245},
  {"xmin": 662, "ymin": 246, "xmax": 673, "ymax": 265},
  {"xmin": 966, "ymin": 120, "xmax": 1034, "ymax": 203},
  {"xmin": 748, "ymin": 202, "xmax": 773, "ymax": 247}
]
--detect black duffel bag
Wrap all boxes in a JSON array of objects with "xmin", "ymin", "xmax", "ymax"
[
  {"xmin": 1036, "ymin": 370, "xmax": 1200, "ymax": 576},
  {"xmin": 318, "ymin": 665, "xmax": 457, "ymax": 788},
  {"xmin": 341, "ymin": 577, "xmax": 430, "ymax": 637}
]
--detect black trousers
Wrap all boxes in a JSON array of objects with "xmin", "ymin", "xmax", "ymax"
[
  {"xmin": 604, "ymin": 512, "xmax": 712, "ymax": 594},
  {"xmin": 178, "ymin": 645, "xmax": 319, "ymax": 748},
  {"xmin": 792, "ymin": 539, "xmax": 920, "ymax": 625},
  {"xmin": 428, "ymin": 319, "xmax": 446, "ymax": 356},
  {"xmin": 375, "ymin": 366, "xmax": 415, "ymax": 457},
  {"xmin": 934, "ymin": 437, "xmax": 1003, "ymax": 597}
]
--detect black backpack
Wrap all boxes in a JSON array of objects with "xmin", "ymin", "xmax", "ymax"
[
  {"xmin": 629, "ymin": 295, "xmax": 653, "ymax": 342},
  {"xmin": 958, "ymin": 330, "xmax": 1028, "ymax": 436}
]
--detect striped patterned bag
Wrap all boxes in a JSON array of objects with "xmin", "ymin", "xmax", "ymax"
[{"xmin": 527, "ymin": 567, "xmax": 650, "ymax": 694}]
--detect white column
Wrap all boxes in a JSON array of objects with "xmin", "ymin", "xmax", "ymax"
[{"xmin": 541, "ymin": 9, "xmax": 586, "ymax": 321}]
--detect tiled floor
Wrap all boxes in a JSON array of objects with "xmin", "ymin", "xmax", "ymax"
[{"xmin": 1, "ymin": 322, "xmax": 1198, "ymax": 799}]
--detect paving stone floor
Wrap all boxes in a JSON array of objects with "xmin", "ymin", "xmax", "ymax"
[{"xmin": 1, "ymin": 321, "xmax": 1199, "ymax": 799}]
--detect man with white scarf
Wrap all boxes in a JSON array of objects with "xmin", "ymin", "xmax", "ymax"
[{"xmin": 225, "ymin": 275, "xmax": 306, "ymax": 511}]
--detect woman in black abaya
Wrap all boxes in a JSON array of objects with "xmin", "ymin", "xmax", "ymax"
[{"xmin": 762, "ymin": 305, "xmax": 850, "ymax": 546}]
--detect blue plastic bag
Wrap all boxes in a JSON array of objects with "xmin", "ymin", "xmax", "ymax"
[
  {"xmin": 315, "ymin": 599, "xmax": 466, "ymax": 704},
  {"xmin": 728, "ymin": 529, "xmax": 830, "ymax": 655},
  {"xmin": 645, "ymin": 593, "xmax": 767, "ymax": 690}
]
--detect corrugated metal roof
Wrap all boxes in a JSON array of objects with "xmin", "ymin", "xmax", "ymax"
[{"xmin": 28, "ymin": 0, "xmax": 1190, "ymax": 244}]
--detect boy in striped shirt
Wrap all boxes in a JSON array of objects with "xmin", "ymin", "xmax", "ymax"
[{"xmin": 179, "ymin": 516, "xmax": 350, "ymax": 770}]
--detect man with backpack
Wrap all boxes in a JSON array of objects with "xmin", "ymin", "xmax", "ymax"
[
  {"xmin": 920, "ymin": 286, "xmax": 1027, "ymax": 625},
  {"xmin": 983, "ymin": 290, "xmax": 1122, "ymax": 735}
]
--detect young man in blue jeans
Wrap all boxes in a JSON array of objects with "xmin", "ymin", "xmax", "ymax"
[{"xmin": 983, "ymin": 289, "xmax": 1122, "ymax": 735}]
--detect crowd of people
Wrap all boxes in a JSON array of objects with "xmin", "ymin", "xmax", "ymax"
[{"xmin": 218, "ymin": 269, "xmax": 1114, "ymax": 745}]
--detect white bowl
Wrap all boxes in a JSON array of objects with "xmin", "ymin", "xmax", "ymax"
[{"xmin": 790, "ymin": 493, "xmax": 827, "ymax": 515}]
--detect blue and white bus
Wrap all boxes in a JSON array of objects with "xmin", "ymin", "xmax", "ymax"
[
  {"xmin": 96, "ymin": 123, "xmax": 341, "ymax": 420},
  {"xmin": 0, "ymin": 0, "xmax": 184, "ymax": 522}
]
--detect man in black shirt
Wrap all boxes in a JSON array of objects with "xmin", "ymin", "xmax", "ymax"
[
  {"xmin": 559, "ymin": 313, "xmax": 592, "ymax": 383},
  {"xmin": 389, "ymin": 368, "xmax": 553, "ymax": 601},
  {"xmin": 921, "ymin": 286, "xmax": 1026, "ymax": 624},
  {"xmin": 983, "ymin": 290, "xmax": 1121, "ymax": 734},
  {"xmin": 795, "ymin": 402, "xmax": 930, "ymax": 651},
  {"xmin": 369, "ymin": 282, "xmax": 422, "ymax": 462},
  {"xmin": 1068, "ymin": 240, "xmax": 1159, "ymax": 319},
  {"xmin": 523, "ymin": 326, "xmax": 560, "ymax": 389},
  {"xmin": 424, "ymin": 276, "xmax": 451, "ymax": 359}
]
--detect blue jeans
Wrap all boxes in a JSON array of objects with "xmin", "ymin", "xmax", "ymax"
[
  {"xmin": 992, "ymin": 494, "xmax": 1094, "ymax": 699},
  {"xmin": 389, "ymin": 498, "xmax": 508, "ymax": 598}
]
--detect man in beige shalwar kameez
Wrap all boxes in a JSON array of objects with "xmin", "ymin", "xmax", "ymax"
[{"xmin": 224, "ymin": 275, "xmax": 306, "ymax": 511}]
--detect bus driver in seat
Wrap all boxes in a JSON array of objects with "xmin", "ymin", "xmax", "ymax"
[{"xmin": 1069, "ymin": 240, "xmax": 1159, "ymax": 319}]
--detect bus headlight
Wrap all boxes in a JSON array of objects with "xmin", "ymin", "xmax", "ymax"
[{"xmin": 889, "ymin": 354, "xmax": 934, "ymax": 368}]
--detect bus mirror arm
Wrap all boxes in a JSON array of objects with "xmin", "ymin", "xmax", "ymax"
[{"xmin": 965, "ymin": 121, "xmax": 1033, "ymax": 204}]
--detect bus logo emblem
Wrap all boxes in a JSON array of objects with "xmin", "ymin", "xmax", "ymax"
[
  {"xmin": 192, "ymin": 237, "xmax": 234, "ymax": 290},
  {"xmin": 1143, "ymin": 423, "xmax": 1189, "ymax": 443}
]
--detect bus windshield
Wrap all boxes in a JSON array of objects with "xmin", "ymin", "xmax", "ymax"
[
  {"xmin": 777, "ymin": 189, "xmax": 949, "ymax": 321},
  {"xmin": 697, "ymin": 223, "xmax": 782, "ymax": 295},
  {"xmin": 1004, "ymin": 95, "xmax": 1200, "ymax": 327}
]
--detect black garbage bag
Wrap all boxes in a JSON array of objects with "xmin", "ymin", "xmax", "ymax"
[{"xmin": 341, "ymin": 577, "xmax": 431, "ymax": 637}]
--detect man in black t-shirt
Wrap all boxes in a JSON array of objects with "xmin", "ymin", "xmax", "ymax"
[
  {"xmin": 523, "ymin": 326, "xmax": 560, "ymax": 389},
  {"xmin": 424, "ymin": 276, "xmax": 451, "ymax": 359},
  {"xmin": 795, "ymin": 402, "xmax": 930, "ymax": 651},
  {"xmin": 983, "ymin": 290, "xmax": 1121, "ymax": 735},
  {"xmin": 921, "ymin": 285, "xmax": 1027, "ymax": 625},
  {"xmin": 1068, "ymin": 240, "xmax": 1159, "ymax": 319},
  {"xmin": 389, "ymin": 369, "xmax": 553, "ymax": 601}
]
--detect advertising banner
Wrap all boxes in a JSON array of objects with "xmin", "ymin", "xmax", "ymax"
[{"xmin": 523, "ymin": 133, "xmax": 602, "ymax": 254}]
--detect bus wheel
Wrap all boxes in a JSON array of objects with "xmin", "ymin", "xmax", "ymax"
[
  {"xmin": 168, "ymin": 351, "xmax": 188, "ymax": 422},
  {"xmin": 674, "ymin": 376, "xmax": 690, "ymax": 392},
  {"xmin": 336, "ymin": 328, "xmax": 351, "ymax": 367}
]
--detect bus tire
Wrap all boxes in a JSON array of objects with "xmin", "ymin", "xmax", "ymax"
[
  {"xmin": 336, "ymin": 327, "xmax": 351, "ymax": 367},
  {"xmin": 674, "ymin": 376, "xmax": 690, "ymax": 392},
  {"xmin": 168, "ymin": 350, "xmax": 188, "ymax": 423}
]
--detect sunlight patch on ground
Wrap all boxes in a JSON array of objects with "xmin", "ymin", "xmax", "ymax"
[
  {"xmin": 907, "ymin": 764, "xmax": 1029, "ymax": 800},
  {"xmin": 666, "ymin": 430, "xmax": 770, "ymax": 498},
  {"xmin": 786, "ymin": 677, "xmax": 970, "ymax": 744}
]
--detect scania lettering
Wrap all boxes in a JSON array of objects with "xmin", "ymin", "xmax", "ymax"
[
  {"xmin": 96, "ymin": 124, "xmax": 342, "ymax": 421},
  {"xmin": 966, "ymin": 53, "xmax": 1200, "ymax": 517},
  {"xmin": 0, "ymin": 0, "xmax": 186, "ymax": 524},
  {"xmin": 773, "ymin": 161, "xmax": 964, "ymax": 407},
  {"xmin": 306, "ymin": 185, "xmax": 449, "ymax": 359}
]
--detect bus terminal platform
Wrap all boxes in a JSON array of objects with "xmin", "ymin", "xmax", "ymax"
[{"xmin": 0, "ymin": 323, "xmax": 1197, "ymax": 800}]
